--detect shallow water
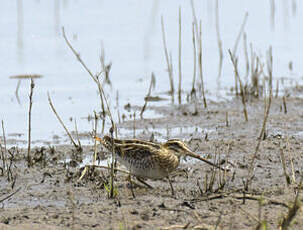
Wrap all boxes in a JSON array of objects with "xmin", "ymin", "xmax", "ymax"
[{"xmin": 0, "ymin": 0, "xmax": 302, "ymax": 144}]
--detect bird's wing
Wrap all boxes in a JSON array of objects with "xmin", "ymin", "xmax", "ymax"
[{"xmin": 114, "ymin": 142, "xmax": 159, "ymax": 161}]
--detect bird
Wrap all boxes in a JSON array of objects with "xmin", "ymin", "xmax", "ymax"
[{"xmin": 95, "ymin": 135, "xmax": 225, "ymax": 196}]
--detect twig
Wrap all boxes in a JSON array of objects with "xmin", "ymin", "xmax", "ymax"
[
  {"xmin": 27, "ymin": 79, "xmax": 35, "ymax": 167},
  {"xmin": 47, "ymin": 92, "xmax": 81, "ymax": 151},
  {"xmin": 0, "ymin": 187, "xmax": 21, "ymax": 203},
  {"xmin": 160, "ymin": 223, "xmax": 190, "ymax": 230},
  {"xmin": 161, "ymin": 16, "xmax": 174, "ymax": 95},
  {"xmin": 188, "ymin": 193, "xmax": 288, "ymax": 208},
  {"xmin": 178, "ymin": 6, "xmax": 182, "ymax": 104}
]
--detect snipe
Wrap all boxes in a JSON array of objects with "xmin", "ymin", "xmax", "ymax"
[{"xmin": 95, "ymin": 135, "xmax": 224, "ymax": 196}]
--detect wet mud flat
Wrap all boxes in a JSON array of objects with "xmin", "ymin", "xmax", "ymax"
[{"xmin": 1, "ymin": 95, "xmax": 303, "ymax": 230}]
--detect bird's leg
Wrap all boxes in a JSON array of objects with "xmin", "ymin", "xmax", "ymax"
[
  {"xmin": 136, "ymin": 177, "xmax": 154, "ymax": 189},
  {"xmin": 167, "ymin": 175, "xmax": 175, "ymax": 197},
  {"xmin": 127, "ymin": 175, "xmax": 136, "ymax": 198}
]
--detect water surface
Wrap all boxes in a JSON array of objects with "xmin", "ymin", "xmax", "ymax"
[{"xmin": 0, "ymin": 0, "xmax": 302, "ymax": 145}]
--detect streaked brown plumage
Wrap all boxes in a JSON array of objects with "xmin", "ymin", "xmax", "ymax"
[{"xmin": 95, "ymin": 135, "xmax": 223, "ymax": 195}]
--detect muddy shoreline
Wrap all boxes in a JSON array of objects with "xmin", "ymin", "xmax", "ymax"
[{"xmin": 1, "ymin": 94, "xmax": 303, "ymax": 230}]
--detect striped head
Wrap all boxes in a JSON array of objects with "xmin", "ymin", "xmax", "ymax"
[
  {"xmin": 94, "ymin": 135, "xmax": 114, "ymax": 150},
  {"xmin": 162, "ymin": 139, "xmax": 194, "ymax": 158}
]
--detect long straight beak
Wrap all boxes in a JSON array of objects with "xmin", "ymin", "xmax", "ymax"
[{"xmin": 185, "ymin": 149, "xmax": 228, "ymax": 171}]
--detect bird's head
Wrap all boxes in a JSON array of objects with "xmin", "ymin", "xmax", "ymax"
[{"xmin": 162, "ymin": 139, "xmax": 195, "ymax": 158}]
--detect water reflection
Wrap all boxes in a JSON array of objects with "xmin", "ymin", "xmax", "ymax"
[
  {"xmin": 0, "ymin": 0, "xmax": 302, "ymax": 143},
  {"xmin": 17, "ymin": 0, "xmax": 23, "ymax": 64},
  {"xmin": 54, "ymin": 0, "xmax": 60, "ymax": 36}
]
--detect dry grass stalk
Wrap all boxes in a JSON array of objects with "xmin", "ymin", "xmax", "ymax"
[
  {"xmin": 275, "ymin": 79, "xmax": 279, "ymax": 98},
  {"xmin": 47, "ymin": 92, "xmax": 81, "ymax": 151},
  {"xmin": 98, "ymin": 43, "xmax": 110, "ymax": 117},
  {"xmin": 225, "ymin": 111, "xmax": 229, "ymax": 127},
  {"xmin": 1, "ymin": 121, "xmax": 7, "ymax": 172},
  {"xmin": 62, "ymin": 27, "xmax": 112, "ymax": 124},
  {"xmin": 93, "ymin": 111, "xmax": 98, "ymax": 164},
  {"xmin": 133, "ymin": 112, "xmax": 136, "ymax": 138},
  {"xmin": 286, "ymin": 137, "xmax": 296, "ymax": 184},
  {"xmin": 198, "ymin": 21, "xmax": 207, "ymax": 108},
  {"xmin": 244, "ymin": 47, "xmax": 273, "ymax": 193},
  {"xmin": 279, "ymin": 143, "xmax": 291, "ymax": 185},
  {"xmin": 215, "ymin": 0, "xmax": 223, "ymax": 80},
  {"xmin": 283, "ymin": 96, "xmax": 287, "ymax": 114},
  {"xmin": 191, "ymin": 22, "xmax": 197, "ymax": 98},
  {"xmin": 116, "ymin": 91, "xmax": 121, "ymax": 124},
  {"xmin": 266, "ymin": 46, "xmax": 273, "ymax": 105},
  {"xmin": 250, "ymin": 45, "xmax": 264, "ymax": 98},
  {"xmin": 190, "ymin": 0, "xmax": 198, "ymax": 38},
  {"xmin": 27, "ymin": 79, "xmax": 35, "ymax": 167},
  {"xmin": 62, "ymin": 27, "xmax": 117, "ymax": 197},
  {"xmin": 233, "ymin": 12, "xmax": 248, "ymax": 55},
  {"xmin": 97, "ymin": 76, "xmax": 106, "ymax": 118},
  {"xmin": 228, "ymin": 50, "xmax": 248, "ymax": 122},
  {"xmin": 243, "ymin": 32, "xmax": 249, "ymax": 82},
  {"xmin": 178, "ymin": 6, "xmax": 182, "ymax": 104},
  {"xmin": 74, "ymin": 118, "xmax": 82, "ymax": 149},
  {"xmin": 109, "ymin": 127, "xmax": 115, "ymax": 198},
  {"xmin": 99, "ymin": 42, "xmax": 112, "ymax": 85},
  {"xmin": 232, "ymin": 12, "xmax": 248, "ymax": 95},
  {"xmin": 190, "ymin": 0, "xmax": 207, "ymax": 107},
  {"xmin": 280, "ymin": 175, "xmax": 303, "ymax": 229},
  {"xmin": 140, "ymin": 73, "xmax": 156, "ymax": 118},
  {"xmin": 161, "ymin": 16, "xmax": 174, "ymax": 96}
]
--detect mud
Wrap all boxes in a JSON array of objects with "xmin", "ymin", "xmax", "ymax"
[{"xmin": 1, "ymin": 94, "xmax": 303, "ymax": 229}]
